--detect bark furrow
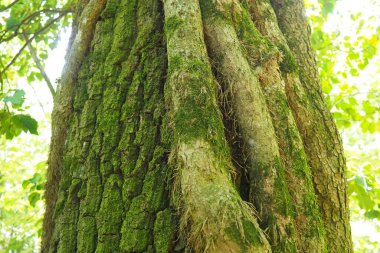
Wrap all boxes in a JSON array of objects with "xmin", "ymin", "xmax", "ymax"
[
  {"xmin": 242, "ymin": 1, "xmax": 327, "ymax": 251},
  {"xmin": 201, "ymin": 1, "xmax": 298, "ymax": 252},
  {"xmin": 42, "ymin": 0, "xmax": 353, "ymax": 252},
  {"xmin": 270, "ymin": 1, "xmax": 352, "ymax": 251},
  {"xmin": 43, "ymin": 0, "xmax": 107, "ymax": 251},
  {"xmin": 164, "ymin": 0, "xmax": 270, "ymax": 252}
]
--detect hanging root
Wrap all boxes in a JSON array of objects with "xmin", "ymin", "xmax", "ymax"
[
  {"xmin": 200, "ymin": 0, "xmax": 298, "ymax": 251},
  {"xmin": 163, "ymin": 0, "xmax": 271, "ymax": 252},
  {"xmin": 171, "ymin": 140, "xmax": 270, "ymax": 252}
]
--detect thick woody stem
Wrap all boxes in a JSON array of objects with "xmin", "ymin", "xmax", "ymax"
[
  {"xmin": 42, "ymin": 0, "xmax": 106, "ymax": 251},
  {"xmin": 201, "ymin": 1, "xmax": 298, "ymax": 251},
  {"xmin": 270, "ymin": 0, "xmax": 353, "ymax": 251},
  {"xmin": 163, "ymin": 0, "xmax": 271, "ymax": 252}
]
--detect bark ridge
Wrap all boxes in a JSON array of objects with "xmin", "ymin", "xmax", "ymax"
[{"xmin": 42, "ymin": 0, "xmax": 352, "ymax": 252}]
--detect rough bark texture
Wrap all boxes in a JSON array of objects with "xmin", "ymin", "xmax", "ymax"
[{"xmin": 43, "ymin": 0, "xmax": 352, "ymax": 252}]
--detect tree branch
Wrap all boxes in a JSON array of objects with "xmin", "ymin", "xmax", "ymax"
[
  {"xmin": 0, "ymin": 8, "xmax": 72, "ymax": 42},
  {"xmin": 22, "ymin": 31, "xmax": 56, "ymax": 99},
  {"xmin": 0, "ymin": 14, "xmax": 65, "ymax": 82},
  {"xmin": 0, "ymin": 0, "xmax": 20, "ymax": 12}
]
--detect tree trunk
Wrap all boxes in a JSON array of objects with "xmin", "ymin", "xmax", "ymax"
[{"xmin": 42, "ymin": 0, "xmax": 352, "ymax": 252}]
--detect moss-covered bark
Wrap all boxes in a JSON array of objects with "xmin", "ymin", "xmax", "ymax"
[
  {"xmin": 164, "ymin": 1, "xmax": 270, "ymax": 252},
  {"xmin": 270, "ymin": 1, "xmax": 353, "ymax": 252},
  {"xmin": 43, "ymin": 0, "xmax": 352, "ymax": 252},
  {"xmin": 200, "ymin": 2, "xmax": 298, "ymax": 252},
  {"xmin": 44, "ymin": 0, "xmax": 176, "ymax": 252},
  {"xmin": 240, "ymin": 1, "xmax": 327, "ymax": 252}
]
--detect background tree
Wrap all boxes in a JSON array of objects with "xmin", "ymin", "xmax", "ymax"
[{"xmin": 40, "ymin": 0, "xmax": 353, "ymax": 252}]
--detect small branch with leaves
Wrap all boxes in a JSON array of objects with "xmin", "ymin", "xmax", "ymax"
[
  {"xmin": 22, "ymin": 31, "xmax": 56, "ymax": 98},
  {"xmin": 0, "ymin": 13, "xmax": 67, "ymax": 90}
]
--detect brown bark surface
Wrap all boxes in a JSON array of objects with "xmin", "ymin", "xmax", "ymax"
[{"xmin": 42, "ymin": 0, "xmax": 352, "ymax": 252}]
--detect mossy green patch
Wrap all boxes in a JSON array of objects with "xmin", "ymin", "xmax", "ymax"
[
  {"xmin": 164, "ymin": 16, "xmax": 183, "ymax": 38},
  {"xmin": 278, "ymin": 44, "xmax": 298, "ymax": 73},
  {"xmin": 154, "ymin": 209, "xmax": 176, "ymax": 253},
  {"xmin": 199, "ymin": 0, "xmax": 229, "ymax": 21},
  {"xmin": 101, "ymin": 0, "xmax": 120, "ymax": 19},
  {"xmin": 273, "ymin": 157, "xmax": 295, "ymax": 217},
  {"xmin": 224, "ymin": 218, "xmax": 265, "ymax": 252},
  {"xmin": 232, "ymin": 7, "xmax": 277, "ymax": 65},
  {"xmin": 76, "ymin": 216, "xmax": 97, "ymax": 253},
  {"xmin": 166, "ymin": 55, "xmax": 228, "ymax": 156}
]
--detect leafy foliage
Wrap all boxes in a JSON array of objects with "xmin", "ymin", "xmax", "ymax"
[
  {"xmin": 307, "ymin": 0, "xmax": 380, "ymax": 251},
  {"xmin": 1, "ymin": 88, "xmax": 38, "ymax": 139},
  {"xmin": 0, "ymin": 0, "xmax": 72, "ymax": 251},
  {"xmin": 307, "ymin": 0, "xmax": 380, "ymax": 133},
  {"xmin": 0, "ymin": 128, "xmax": 49, "ymax": 252},
  {"xmin": 0, "ymin": 0, "xmax": 73, "ymax": 140}
]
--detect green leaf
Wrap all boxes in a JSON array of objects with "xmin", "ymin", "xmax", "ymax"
[
  {"xmin": 22, "ymin": 180, "xmax": 31, "ymax": 189},
  {"xmin": 27, "ymin": 74, "xmax": 35, "ymax": 83},
  {"xmin": 35, "ymin": 72, "xmax": 43, "ymax": 81},
  {"xmin": 357, "ymin": 191, "xmax": 375, "ymax": 210},
  {"xmin": 28, "ymin": 192, "xmax": 40, "ymax": 207},
  {"xmin": 362, "ymin": 101, "xmax": 376, "ymax": 115},
  {"xmin": 30, "ymin": 173, "xmax": 42, "ymax": 184},
  {"xmin": 11, "ymin": 114, "xmax": 38, "ymax": 135},
  {"xmin": 3, "ymin": 89, "xmax": 25, "ymax": 106},
  {"xmin": 6, "ymin": 17, "xmax": 20, "ymax": 31},
  {"xmin": 355, "ymin": 175, "xmax": 368, "ymax": 191},
  {"xmin": 36, "ymin": 184, "xmax": 44, "ymax": 190},
  {"xmin": 35, "ymin": 161, "xmax": 47, "ymax": 171},
  {"xmin": 320, "ymin": 0, "xmax": 336, "ymax": 17},
  {"xmin": 365, "ymin": 210, "xmax": 380, "ymax": 219}
]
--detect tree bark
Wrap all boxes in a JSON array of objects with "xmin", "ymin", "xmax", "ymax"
[{"xmin": 42, "ymin": 0, "xmax": 352, "ymax": 252}]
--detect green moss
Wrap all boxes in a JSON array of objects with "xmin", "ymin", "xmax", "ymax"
[
  {"xmin": 249, "ymin": 158, "xmax": 297, "ymax": 252},
  {"xmin": 76, "ymin": 216, "xmax": 97, "ymax": 253},
  {"xmin": 53, "ymin": 191, "xmax": 66, "ymax": 219},
  {"xmin": 232, "ymin": 7, "xmax": 277, "ymax": 65},
  {"xmin": 278, "ymin": 44, "xmax": 298, "ymax": 73},
  {"xmin": 68, "ymin": 178, "xmax": 82, "ymax": 198},
  {"xmin": 242, "ymin": 219, "xmax": 262, "ymax": 245},
  {"xmin": 73, "ymin": 77, "xmax": 89, "ymax": 111},
  {"xmin": 273, "ymin": 158, "xmax": 295, "ymax": 217},
  {"xmin": 77, "ymin": 180, "xmax": 87, "ymax": 199},
  {"xmin": 141, "ymin": 171, "xmax": 165, "ymax": 211},
  {"xmin": 100, "ymin": 0, "xmax": 120, "ymax": 19},
  {"xmin": 272, "ymin": 238, "xmax": 298, "ymax": 253},
  {"xmin": 123, "ymin": 177, "xmax": 143, "ymax": 196},
  {"xmin": 112, "ymin": 0, "xmax": 138, "ymax": 54},
  {"xmin": 166, "ymin": 55, "xmax": 229, "ymax": 157},
  {"xmin": 48, "ymin": 1, "xmax": 173, "ymax": 251},
  {"xmin": 154, "ymin": 209, "xmax": 176, "ymax": 253},
  {"xmin": 121, "ymin": 227, "xmax": 150, "ymax": 252},
  {"xmin": 224, "ymin": 218, "xmax": 264, "ymax": 252},
  {"xmin": 173, "ymin": 91, "xmax": 226, "ymax": 148},
  {"xmin": 81, "ymin": 175, "xmax": 102, "ymax": 215},
  {"xmin": 199, "ymin": 0, "xmax": 229, "ymax": 21},
  {"xmin": 164, "ymin": 16, "xmax": 183, "ymax": 38},
  {"xmin": 120, "ymin": 195, "xmax": 151, "ymax": 251}
]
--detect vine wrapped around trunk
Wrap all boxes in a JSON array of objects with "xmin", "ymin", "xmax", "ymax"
[{"xmin": 42, "ymin": 0, "xmax": 353, "ymax": 252}]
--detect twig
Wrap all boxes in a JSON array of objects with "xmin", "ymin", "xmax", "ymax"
[
  {"xmin": 22, "ymin": 31, "xmax": 56, "ymax": 98},
  {"xmin": 0, "ymin": 8, "xmax": 72, "ymax": 42},
  {"xmin": 29, "ymin": 79, "xmax": 47, "ymax": 114},
  {"xmin": 0, "ymin": 0, "xmax": 20, "ymax": 12},
  {"xmin": 15, "ymin": 9, "xmax": 73, "ymax": 34},
  {"xmin": 0, "ymin": 14, "xmax": 66, "ymax": 81}
]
